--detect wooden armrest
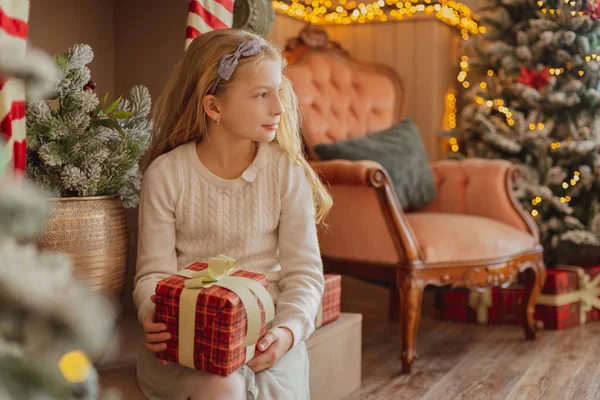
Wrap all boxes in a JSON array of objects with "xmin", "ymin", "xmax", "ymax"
[
  {"xmin": 311, "ymin": 159, "xmax": 424, "ymax": 265},
  {"xmin": 309, "ymin": 159, "xmax": 387, "ymax": 187}
]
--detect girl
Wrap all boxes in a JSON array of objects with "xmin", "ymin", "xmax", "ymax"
[{"xmin": 133, "ymin": 28, "xmax": 332, "ymax": 400}]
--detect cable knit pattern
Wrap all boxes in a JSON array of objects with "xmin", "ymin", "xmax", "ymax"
[{"xmin": 133, "ymin": 140, "xmax": 325, "ymax": 348}]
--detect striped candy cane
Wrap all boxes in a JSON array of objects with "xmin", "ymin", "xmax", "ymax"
[
  {"xmin": 0, "ymin": 0, "xmax": 28, "ymax": 177},
  {"xmin": 185, "ymin": 0, "xmax": 235, "ymax": 50}
]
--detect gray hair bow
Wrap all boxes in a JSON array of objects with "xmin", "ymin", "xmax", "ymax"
[{"xmin": 207, "ymin": 39, "xmax": 262, "ymax": 95}]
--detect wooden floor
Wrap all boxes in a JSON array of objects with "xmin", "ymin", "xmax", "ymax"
[{"xmin": 344, "ymin": 317, "xmax": 600, "ymax": 400}]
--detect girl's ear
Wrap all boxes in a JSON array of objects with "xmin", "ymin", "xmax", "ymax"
[{"xmin": 203, "ymin": 95, "xmax": 221, "ymax": 123}]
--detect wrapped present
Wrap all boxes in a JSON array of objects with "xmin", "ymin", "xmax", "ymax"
[
  {"xmin": 468, "ymin": 287, "xmax": 524, "ymax": 325},
  {"xmin": 439, "ymin": 265, "xmax": 600, "ymax": 330},
  {"xmin": 316, "ymin": 274, "xmax": 341, "ymax": 328},
  {"xmin": 536, "ymin": 265, "xmax": 600, "ymax": 330},
  {"xmin": 439, "ymin": 287, "xmax": 523, "ymax": 325},
  {"xmin": 154, "ymin": 255, "xmax": 275, "ymax": 376},
  {"xmin": 439, "ymin": 289, "xmax": 470, "ymax": 323}
]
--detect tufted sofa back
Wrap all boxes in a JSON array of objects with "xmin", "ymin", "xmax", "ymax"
[{"xmin": 285, "ymin": 43, "xmax": 405, "ymax": 160}]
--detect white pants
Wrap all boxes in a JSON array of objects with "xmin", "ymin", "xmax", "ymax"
[{"xmin": 136, "ymin": 341, "xmax": 310, "ymax": 400}]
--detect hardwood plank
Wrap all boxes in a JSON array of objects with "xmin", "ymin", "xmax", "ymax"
[
  {"xmin": 504, "ymin": 324, "xmax": 596, "ymax": 400},
  {"xmin": 568, "ymin": 324, "xmax": 600, "ymax": 400},
  {"xmin": 422, "ymin": 324, "xmax": 553, "ymax": 400},
  {"xmin": 346, "ymin": 318, "xmax": 486, "ymax": 399},
  {"xmin": 346, "ymin": 317, "xmax": 600, "ymax": 400}
]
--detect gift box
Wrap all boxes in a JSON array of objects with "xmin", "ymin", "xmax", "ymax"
[
  {"xmin": 439, "ymin": 265, "xmax": 600, "ymax": 330},
  {"xmin": 536, "ymin": 265, "xmax": 600, "ymax": 330},
  {"xmin": 154, "ymin": 256, "xmax": 275, "ymax": 376},
  {"xmin": 439, "ymin": 289, "xmax": 470, "ymax": 323},
  {"xmin": 439, "ymin": 287, "xmax": 523, "ymax": 325},
  {"xmin": 316, "ymin": 274, "xmax": 342, "ymax": 328}
]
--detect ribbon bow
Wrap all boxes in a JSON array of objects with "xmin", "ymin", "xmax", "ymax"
[
  {"xmin": 208, "ymin": 39, "xmax": 261, "ymax": 94},
  {"xmin": 184, "ymin": 254, "xmax": 237, "ymax": 288}
]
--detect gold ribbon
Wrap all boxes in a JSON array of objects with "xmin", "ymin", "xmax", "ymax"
[
  {"xmin": 175, "ymin": 255, "xmax": 275, "ymax": 369},
  {"xmin": 468, "ymin": 289, "xmax": 493, "ymax": 324},
  {"xmin": 536, "ymin": 265, "xmax": 600, "ymax": 325}
]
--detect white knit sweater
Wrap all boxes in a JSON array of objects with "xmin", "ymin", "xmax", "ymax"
[{"xmin": 133, "ymin": 140, "xmax": 324, "ymax": 346}]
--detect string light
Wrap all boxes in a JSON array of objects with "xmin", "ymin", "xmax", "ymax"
[
  {"xmin": 444, "ymin": 91, "xmax": 457, "ymax": 129},
  {"xmin": 560, "ymin": 171, "xmax": 581, "ymax": 191},
  {"xmin": 536, "ymin": 0, "xmax": 584, "ymax": 15},
  {"xmin": 449, "ymin": 137, "xmax": 459, "ymax": 152},
  {"xmin": 443, "ymin": 90, "xmax": 460, "ymax": 153},
  {"xmin": 273, "ymin": 0, "xmax": 482, "ymax": 32},
  {"xmin": 560, "ymin": 196, "xmax": 572, "ymax": 203},
  {"xmin": 475, "ymin": 96, "xmax": 514, "ymax": 125}
]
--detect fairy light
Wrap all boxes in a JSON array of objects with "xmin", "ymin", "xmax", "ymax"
[
  {"xmin": 560, "ymin": 196, "xmax": 572, "ymax": 203},
  {"xmin": 551, "ymin": 141, "xmax": 561, "ymax": 149},
  {"xmin": 444, "ymin": 91, "xmax": 457, "ymax": 129},
  {"xmin": 532, "ymin": 209, "xmax": 539, "ymax": 217},
  {"xmin": 273, "ymin": 0, "xmax": 482, "ymax": 32},
  {"xmin": 476, "ymin": 95, "xmax": 515, "ymax": 125},
  {"xmin": 443, "ymin": 90, "xmax": 460, "ymax": 154},
  {"xmin": 450, "ymin": 137, "xmax": 459, "ymax": 152}
]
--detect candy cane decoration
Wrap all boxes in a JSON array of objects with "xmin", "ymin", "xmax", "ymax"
[{"xmin": 185, "ymin": 0, "xmax": 235, "ymax": 50}]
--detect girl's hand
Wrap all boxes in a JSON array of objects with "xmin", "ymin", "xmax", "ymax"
[
  {"xmin": 143, "ymin": 294, "xmax": 171, "ymax": 365},
  {"xmin": 246, "ymin": 327, "xmax": 294, "ymax": 373}
]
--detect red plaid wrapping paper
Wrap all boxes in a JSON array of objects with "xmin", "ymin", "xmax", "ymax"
[
  {"xmin": 154, "ymin": 262, "xmax": 269, "ymax": 376},
  {"xmin": 536, "ymin": 266, "xmax": 600, "ymax": 330},
  {"xmin": 440, "ymin": 289, "xmax": 470, "ymax": 323},
  {"xmin": 318, "ymin": 274, "xmax": 341, "ymax": 328},
  {"xmin": 439, "ymin": 266, "xmax": 600, "ymax": 330},
  {"xmin": 440, "ymin": 288, "xmax": 524, "ymax": 325}
]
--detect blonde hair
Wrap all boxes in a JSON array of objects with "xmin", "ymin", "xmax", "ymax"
[{"xmin": 144, "ymin": 29, "xmax": 332, "ymax": 225}]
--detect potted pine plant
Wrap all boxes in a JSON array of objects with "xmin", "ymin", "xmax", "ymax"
[{"xmin": 26, "ymin": 44, "xmax": 153, "ymax": 301}]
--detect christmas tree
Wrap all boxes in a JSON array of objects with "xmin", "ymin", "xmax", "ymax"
[
  {"xmin": 451, "ymin": 0, "xmax": 600, "ymax": 265},
  {"xmin": 0, "ymin": 142, "xmax": 119, "ymax": 400},
  {"xmin": 25, "ymin": 44, "xmax": 153, "ymax": 208}
]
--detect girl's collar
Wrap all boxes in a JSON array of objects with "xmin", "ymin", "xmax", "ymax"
[
  {"xmin": 187, "ymin": 140, "xmax": 270, "ymax": 188},
  {"xmin": 241, "ymin": 141, "xmax": 269, "ymax": 183}
]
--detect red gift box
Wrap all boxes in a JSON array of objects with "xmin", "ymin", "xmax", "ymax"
[
  {"xmin": 535, "ymin": 265, "xmax": 600, "ymax": 330},
  {"xmin": 440, "ymin": 287, "xmax": 524, "ymax": 325},
  {"xmin": 440, "ymin": 289, "xmax": 470, "ymax": 323},
  {"xmin": 317, "ymin": 274, "xmax": 341, "ymax": 328},
  {"xmin": 439, "ymin": 266, "xmax": 600, "ymax": 330},
  {"xmin": 154, "ymin": 260, "xmax": 274, "ymax": 376}
]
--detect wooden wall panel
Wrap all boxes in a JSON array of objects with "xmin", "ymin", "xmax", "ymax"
[{"xmin": 268, "ymin": 15, "xmax": 461, "ymax": 160}]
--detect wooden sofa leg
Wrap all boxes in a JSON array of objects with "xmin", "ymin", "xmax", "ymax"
[
  {"xmin": 398, "ymin": 271, "xmax": 424, "ymax": 374},
  {"xmin": 522, "ymin": 257, "xmax": 546, "ymax": 340}
]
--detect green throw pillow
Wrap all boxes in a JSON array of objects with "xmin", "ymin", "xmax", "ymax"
[{"xmin": 313, "ymin": 118, "xmax": 436, "ymax": 210}]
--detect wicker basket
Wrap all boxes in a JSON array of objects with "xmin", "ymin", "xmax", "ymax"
[{"xmin": 37, "ymin": 195, "xmax": 128, "ymax": 300}]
